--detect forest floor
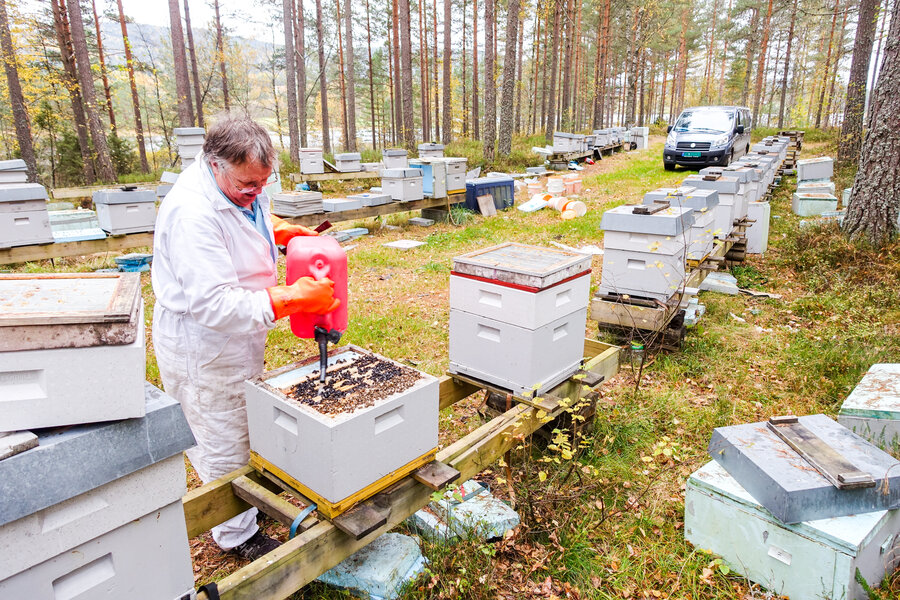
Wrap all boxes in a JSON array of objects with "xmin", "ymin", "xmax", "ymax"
[{"xmin": 12, "ymin": 132, "xmax": 900, "ymax": 599}]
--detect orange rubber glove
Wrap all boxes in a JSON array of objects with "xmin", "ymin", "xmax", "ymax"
[
  {"xmin": 267, "ymin": 277, "xmax": 339, "ymax": 320},
  {"xmin": 271, "ymin": 214, "xmax": 318, "ymax": 246}
]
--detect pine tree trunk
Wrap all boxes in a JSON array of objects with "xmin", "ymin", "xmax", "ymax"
[
  {"xmin": 462, "ymin": 0, "xmax": 468, "ymax": 136},
  {"xmin": 514, "ymin": 7, "xmax": 524, "ymax": 132},
  {"xmin": 777, "ymin": 0, "xmax": 797, "ymax": 128},
  {"xmin": 90, "ymin": 0, "xmax": 116, "ymax": 133},
  {"xmin": 815, "ymin": 0, "xmax": 840, "ymax": 128},
  {"xmin": 625, "ymin": 7, "xmax": 640, "ymax": 125},
  {"xmin": 213, "ymin": 0, "xmax": 229, "ymax": 110},
  {"xmin": 702, "ymin": 0, "xmax": 719, "ymax": 102},
  {"xmin": 473, "ymin": 0, "xmax": 479, "ymax": 140},
  {"xmin": 498, "ymin": 0, "xmax": 519, "ymax": 155},
  {"xmin": 387, "ymin": 8, "xmax": 397, "ymax": 143},
  {"xmin": 315, "ymin": 0, "xmax": 332, "ymax": 152},
  {"xmin": 66, "ymin": 0, "xmax": 116, "ymax": 182},
  {"xmin": 483, "ymin": 0, "xmax": 496, "ymax": 159},
  {"xmin": 544, "ymin": 0, "xmax": 561, "ymax": 141},
  {"xmin": 571, "ymin": 0, "xmax": 582, "ymax": 128},
  {"xmin": 116, "ymin": 0, "xmax": 149, "ymax": 172},
  {"xmin": 843, "ymin": 0, "xmax": 900, "ymax": 246},
  {"xmin": 392, "ymin": 0, "xmax": 402, "ymax": 142},
  {"xmin": 296, "ymin": 0, "xmax": 307, "ymax": 146},
  {"xmin": 366, "ymin": 0, "xmax": 377, "ymax": 148},
  {"xmin": 167, "ymin": 0, "xmax": 194, "ymax": 127},
  {"xmin": 751, "ymin": 0, "xmax": 772, "ymax": 120},
  {"xmin": 335, "ymin": 0, "xmax": 349, "ymax": 148},
  {"xmin": 420, "ymin": 0, "xmax": 429, "ymax": 141},
  {"xmin": 837, "ymin": 0, "xmax": 879, "ymax": 165},
  {"xmin": 442, "ymin": 0, "xmax": 452, "ymax": 143},
  {"xmin": 823, "ymin": 8, "xmax": 848, "ymax": 128},
  {"xmin": 718, "ymin": 0, "xmax": 733, "ymax": 102},
  {"xmin": 559, "ymin": 0, "xmax": 574, "ymax": 130},
  {"xmin": 674, "ymin": 4, "xmax": 689, "ymax": 117},
  {"xmin": 344, "ymin": 0, "xmax": 357, "ymax": 150},
  {"xmin": 740, "ymin": 6, "xmax": 757, "ymax": 107},
  {"xmin": 55, "ymin": 0, "xmax": 95, "ymax": 183},
  {"xmin": 432, "ymin": 0, "xmax": 439, "ymax": 140},
  {"xmin": 0, "ymin": 0, "xmax": 37, "ymax": 182},
  {"xmin": 183, "ymin": 0, "xmax": 204, "ymax": 128},
  {"xmin": 399, "ymin": 0, "xmax": 415, "ymax": 148},
  {"xmin": 283, "ymin": 0, "xmax": 300, "ymax": 162}
]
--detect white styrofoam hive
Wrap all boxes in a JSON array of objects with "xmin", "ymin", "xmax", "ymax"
[
  {"xmin": 745, "ymin": 201, "xmax": 771, "ymax": 255},
  {"xmin": 792, "ymin": 192, "xmax": 839, "ymax": 217},
  {"xmin": 599, "ymin": 204, "xmax": 693, "ymax": 236},
  {"xmin": 797, "ymin": 157, "xmax": 834, "ymax": 181},
  {"xmin": 686, "ymin": 460, "xmax": 900, "ymax": 600},
  {"xmin": 382, "ymin": 149, "xmax": 409, "ymax": 169},
  {"xmin": 838, "ymin": 363, "xmax": 900, "ymax": 451},
  {"xmin": 0, "ymin": 210, "xmax": 54, "ymax": 248},
  {"xmin": 0, "ymin": 500, "xmax": 194, "ymax": 600},
  {"xmin": 300, "ymin": 148, "xmax": 325, "ymax": 174},
  {"xmin": 599, "ymin": 246, "xmax": 687, "ymax": 301},
  {"xmin": 245, "ymin": 347, "xmax": 439, "ymax": 504},
  {"xmin": 382, "ymin": 169, "xmax": 424, "ymax": 202},
  {"xmin": 0, "ymin": 305, "xmax": 147, "ymax": 432},
  {"xmin": 348, "ymin": 192, "xmax": 393, "ymax": 207},
  {"xmin": 418, "ymin": 143, "xmax": 445, "ymax": 158},
  {"xmin": 335, "ymin": 153, "xmax": 362, "ymax": 172},
  {"xmin": 93, "ymin": 189, "xmax": 156, "ymax": 235},
  {"xmin": 0, "ymin": 454, "xmax": 186, "ymax": 580}
]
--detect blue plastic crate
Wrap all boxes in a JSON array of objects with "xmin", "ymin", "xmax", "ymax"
[{"xmin": 464, "ymin": 177, "xmax": 515, "ymax": 213}]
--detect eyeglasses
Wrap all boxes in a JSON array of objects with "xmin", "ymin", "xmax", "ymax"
[{"xmin": 217, "ymin": 163, "xmax": 278, "ymax": 194}]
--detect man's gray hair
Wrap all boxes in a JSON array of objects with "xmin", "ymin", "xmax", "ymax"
[{"xmin": 203, "ymin": 114, "xmax": 277, "ymax": 169}]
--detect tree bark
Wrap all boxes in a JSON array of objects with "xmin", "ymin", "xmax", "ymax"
[
  {"xmin": 335, "ymin": 0, "xmax": 349, "ymax": 147},
  {"xmin": 392, "ymin": 0, "xmax": 402, "ymax": 142},
  {"xmin": 183, "ymin": 0, "xmax": 204, "ymax": 128},
  {"xmin": 387, "ymin": 5, "xmax": 397, "ymax": 144},
  {"xmin": 432, "ymin": 0, "xmax": 439, "ymax": 141},
  {"xmin": 116, "ymin": 0, "xmax": 149, "ymax": 172},
  {"xmin": 462, "ymin": 0, "xmax": 468, "ymax": 136},
  {"xmin": 777, "ymin": 0, "xmax": 798, "ymax": 128},
  {"xmin": 167, "ymin": 0, "xmax": 194, "ymax": 127},
  {"xmin": 473, "ymin": 0, "xmax": 479, "ymax": 140},
  {"xmin": 442, "ymin": 0, "xmax": 452, "ymax": 143},
  {"xmin": 213, "ymin": 0, "xmax": 229, "ymax": 110},
  {"xmin": 559, "ymin": 0, "xmax": 574, "ymax": 129},
  {"xmin": 90, "ymin": 0, "xmax": 116, "ymax": 133},
  {"xmin": 740, "ymin": 6, "xmax": 757, "ymax": 107},
  {"xmin": 544, "ymin": 0, "xmax": 561, "ymax": 141},
  {"xmin": 843, "ymin": 0, "xmax": 900, "ymax": 246},
  {"xmin": 515, "ymin": 7, "xmax": 524, "ymax": 132},
  {"xmin": 283, "ymin": 0, "xmax": 300, "ymax": 162},
  {"xmin": 815, "ymin": 0, "xmax": 840, "ymax": 128},
  {"xmin": 823, "ymin": 7, "xmax": 848, "ymax": 128},
  {"xmin": 0, "ymin": 0, "xmax": 37, "ymax": 182},
  {"xmin": 702, "ymin": 0, "xmax": 719, "ymax": 102},
  {"xmin": 718, "ymin": 0, "xmax": 733, "ymax": 102},
  {"xmin": 625, "ymin": 7, "xmax": 640, "ymax": 125},
  {"xmin": 344, "ymin": 0, "xmax": 357, "ymax": 150},
  {"xmin": 674, "ymin": 3, "xmax": 690, "ymax": 117},
  {"xmin": 498, "ymin": 0, "xmax": 519, "ymax": 155},
  {"xmin": 752, "ymin": 0, "xmax": 773, "ymax": 120},
  {"xmin": 66, "ymin": 0, "xmax": 115, "ymax": 182},
  {"xmin": 315, "ymin": 0, "xmax": 332, "ymax": 152},
  {"xmin": 837, "ymin": 0, "xmax": 879, "ymax": 165},
  {"xmin": 366, "ymin": 0, "xmax": 377, "ymax": 148},
  {"xmin": 399, "ymin": 0, "xmax": 415, "ymax": 148},
  {"xmin": 483, "ymin": 0, "xmax": 496, "ymax": 159},
  {"xmin": 55, "ymin": 0, "xmax": 95, "ymax": 183},
  {"xmin": 295, "ymin": 0, "xmax": 307, "ymax": 145},
  {"xmin": 420, "ymin": 0, "xmax": 429, "ymax": 141}
]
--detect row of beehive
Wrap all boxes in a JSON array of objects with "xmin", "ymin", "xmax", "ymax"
[
  {"xmin": 0, "ymin": 274, "xmax": 195, "ymax": 599},
  {"xmin": 299, "ymin": 143, "xmax": 447, "ymax": 175},
  {"xmin": 552, "ymin": 127, "xmax": 644, "ymax": 154}
]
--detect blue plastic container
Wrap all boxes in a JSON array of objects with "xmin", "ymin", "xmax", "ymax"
[{"xmin": 464, "ymin": 177, "xmax": 515, "ymax": 213}]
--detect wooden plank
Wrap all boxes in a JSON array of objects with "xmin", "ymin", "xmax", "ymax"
[
  {"xmin": 438, "ymin": 375, "xmax": 481, "ymax": 410},
  {"xmin": 183, "ymin": 466, "xmax": 255, "ymax": 539},
  {"xmin": 50, "ymin": 184, "xmax": 155, "ymax": 200},
  {"xmin": 231, "ymin": 476, "xmax": 317, "ymax": 532},
  {"xmin": 0, "ymin": 430, "xmax": 38, "ymax": 460},
  {"xmin": 412, "ymin": 460, "xmax": 461, "ymax": 490},
  {"xmin": 0, "ymin": 233, "xmax": 154, "ymax": 266},
  {"xmin": 590, "ymin": 297, "xmax": 672, "ymax": 331},
  {"xmin": 330, "ymin": 501, "xmax": 390, "ymax": 539},
  {"xmin": 284, "ymin": 194, "xmax": 463, "ymax": 227},
  {"xmin": 290, "ymin": 170, "xmax": 381, "ymax": 183}
]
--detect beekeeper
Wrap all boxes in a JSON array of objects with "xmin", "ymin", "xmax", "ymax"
[{"xmin": 152, "ymin": 114, "xmax": 339, "ymax": 560}]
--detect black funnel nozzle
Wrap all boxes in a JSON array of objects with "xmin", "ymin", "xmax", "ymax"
[{"xmin": 314, "ymin": 326, "xmax": 343, "ymax": 383}]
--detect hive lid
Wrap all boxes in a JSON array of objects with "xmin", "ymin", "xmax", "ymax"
[
  {"xmin": 382, "ymin": 148, "xmax": 408, "ymax": 157},
  {"xmin": 600, "ymin": 204, "xmax": 694, "ymax": 236},
  {"xmin": 173, "ymin": 126, "xmax": 205, "ymax": 136},
  {"xmin": 682, "ymin": 174, "xmax": 740, "ymax": 194},
  {"xmin": 418, "ymin": 143, "xmax": 444, "ymax": 150},
  {"xmin": 93, "ymin": 188, "xmax": 156, "ymax": 204},
  {"xmin": 382, "ymin": 168, "xmax": 422, "ymax": 178},
  {"xmin": 839, "ymin": 364, "xmax": 900, "ymax": 419},
  {"xmin": 708, "ymin": 414, "xmax": 900, "ymax": 524},
  {"xmin": 0, "ymin": 159, "xmax": 27, "ymax": 171},
  {"xmin": 0, "ymin": 183, "xmax": 49, "ymax": 202},
  {"xmin": 0, "ymin": 383, "xmax": 195, "ymax": 527},
  {"xmin": 0, "ymin": 272, "xmax": 141, "ymax": 351},
  {"xmin": 451, "ymin": 242, "xmax": 591, "ymax": 289},
  {"xmin": 336, "ymin": 153, "xmax": 361, "ymax": 160}
]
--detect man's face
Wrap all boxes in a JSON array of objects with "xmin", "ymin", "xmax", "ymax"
[{"xmin": 211, "ymin": 160, "xmax": 272, "ymax": 208}]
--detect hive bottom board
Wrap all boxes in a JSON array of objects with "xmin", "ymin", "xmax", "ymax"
[
  {"xmin": 0, "ymin": 500, "xmax": 194, "ymax": 600},
  {"xmin": 250, "ymin": 448, "xmax": 436, "ymax": 519},
  {"xmin": 685, "ymin": 461, "xmax": 900, "ymax": 600}
]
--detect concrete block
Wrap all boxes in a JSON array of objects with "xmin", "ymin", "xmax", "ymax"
[
  {"xmin": 600, "ymin": 247, "xmax": 687, "ymax": 301},
  {"xmin": 698, "ymin": 271, "xmax": 739, "ymax": 295},
  {"xmin": 0, "ymin": 455, "xmax": 186, "ymax": 580},
  {"xmin": 600, "ymin": 204, "xmax": 693, "ymax": 236},
  {"xmin": 349, "ymin": 192, "xmax": 393, "ymax": 207},
  {"xmin": 0, "ymin": 500, "xmax": 194, "ymax": 600},
  {"xmin": 838, "ymin": 364, "xmax": 900, "ymax": 452},
  {"xmin": 0, "ymin": 209, "xmax": 54, "ymax": 248},
  {"xmin": 0, "ymin": 183, "xmax": 49, "ymax": 204},
  {"xmin": 342, "ymin": 227, "xmax": 369, "ymax": 238},
  {"xmin": 686, "ymin": 460, "xmax": 900, "ymax": 600},
  {"xmin": 792, "ymin": 192, "xmax": 839, "ymax": 217},
  {"xmin": 245, "ymin": 347, "xmax": 439, "ymax": 504},
  {"xmin": 683, "ymin": 298, "xmax": 706, "ymax": 327},
  {"xmin": 408, "ymin": 217, "xmax": 434, "ymax": 226},
  {"xmin": 746, "ymin": 201, "xmax": 771, "ymax": 254},
  {"xmin": 317, "ymin": 533, "xmax": 426, "ymax": 600},
  {"xmin": 708, "ymin": 414, "xmax": 900, "ymax": 523},
  {"xmin": 323, "ymin": 197, "xmax": 363, "ymax": 212},
  {"xmin": 409, "ymin": 480, "xmax": 520, "ymax": 542},
  {"xmin": 0, "ymin": 305, "xmax": 147, "ymax": 432},
  {"xmin": 0, "ymin": 382, "xmax": 195, "ymax": 527},
  {"xmin": 449, "ymin": 272, "xmax": 590, "ymax": 330},
  {"xmin": 382, "ymin": 149, "xmax": 409, "ymax": 169},
  {"xmin": 797, "ymin": 156, "xmax": 834, "ymax": 181},
  {"xmin": 420, "ymin": 208, "xmax": 450, "ymax": 222}
]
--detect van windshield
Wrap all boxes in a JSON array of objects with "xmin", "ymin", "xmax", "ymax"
[{"xmin": 673, "ymin": 110, "xmax": 735, "ymax": 134}]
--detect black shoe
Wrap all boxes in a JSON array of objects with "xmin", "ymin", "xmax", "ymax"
[{"xmin": 228, "ymin": 530, "xmax": 281, "ymax": 561}]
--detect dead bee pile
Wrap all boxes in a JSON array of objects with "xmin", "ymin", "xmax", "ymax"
[{"xmin": 282, "ymin": 353, "xmax": 420, "ymax": 416}]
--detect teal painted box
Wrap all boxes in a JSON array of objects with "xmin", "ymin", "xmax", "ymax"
[
  {"xmin": 686, "ymin": 461, "xmax": 900, "ymax": 600},
  {"xmin": 838, "ymin": 364, "xmax": 900, "ymax": 452}
]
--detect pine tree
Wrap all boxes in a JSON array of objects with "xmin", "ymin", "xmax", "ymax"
[
  {"xmin": 0, "ymin": 0, "xmax": 37, "ymax": 182},
  {"xmin": 116, "ymin": 0, "xmax": 149, "ymax": 172}
]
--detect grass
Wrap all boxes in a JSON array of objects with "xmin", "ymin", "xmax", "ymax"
[{"xmin": 10, "ymin": 131, "xmax": 900, "ymax": 599}]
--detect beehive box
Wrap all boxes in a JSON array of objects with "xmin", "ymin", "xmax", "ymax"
[
  {"xmin": 792, "ymin": 192, "xmax": 838, "ymax": 217},
  {"xmin": 409, "ymin": 159, "xmax": 448, "ymax": 198},
  {"xmin": 93, "ymin": 188, "xmax": 156, "ymax": 234},
  {"xmin": 323, "ymin": 197, "xmax": 363, "ymax": 212},
  {"xmin": 300, "ymin": 148, "xmax": 325, "ymax": 174},
  {"xmin": 245, "ymin": 346, "xmax": 439, "ymax": 512},
  {"xmin": 382, "ymin": 168, "xmax": 424, "ymax": 202},
  {"xmin": 418, "ymin": 143, "xmax": 445, "ymax": 158},
  {"xmin": 838, "ymin": 364, "xmax": 900, "ymax": 452},
  {"xmin": 448, "ymin": 243, "xmax": 590, "ymax": 396},
  {"xmin": 797, "ymin": 180, "xmax": 837, "ymax": 196},
  {"xmin": 797, "ymin": 156, "xmax": 834, "ymax": 181},
  {"xmin": 335, "ymin": 152, "xmax": 362, "ymax": 172},
  {"xmin": 641, "ymin": 190, "xmax": 718, "ymax": 261},
  {"xmin": 438, "ymin": 158, "xmax": 467, "ymax": 194},
  {"xmin": 0, "ymin": 183, "xmax": 53, "ymax": 248},
  {"xmin": 746, "ymin": 201, "xmax": 771, "ymax": 255},
  {"xmin": 686, "ymin": 461, "xmax": 900, "ymax": 600},
  {"xmin": 382, "ymin": 148, "xmax": 409, "ymax": 169},
  {"xmin": 682, "ymin": 175, "xmax": 739, "ymax": 237},
  {"xmin": 348, "ymin": 192, "xmax": 393, "ymax": 207}
]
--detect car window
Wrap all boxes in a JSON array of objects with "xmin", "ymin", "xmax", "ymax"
[{"xmin": 673, "ymin": 110, "xmax": 735, "ymax": 134}]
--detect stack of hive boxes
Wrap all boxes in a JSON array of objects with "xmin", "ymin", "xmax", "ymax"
[
  {"xmin": 173, "ymin": 127, "xmax": 205, "ymax": 170},
  {"xmin": 448, "ymin": 243, "xmax": 590, "ymax": 396},
  {"xmin": 382, "ymin": 168, "xmax": 424, "ymax": 201},
  {"xmin": 409, "ymin": 158, "xmax": 448, "ymax": 198},
  {"xmin": 631, "ymin": 127, "xmax": 649, "ymax": 150},
  {"xmin": 0, "ymin": 182, "xmax": 54, "ymax": 248},
  {"xmin": 0, "ymin": 273, "xmax": 196, "ymax": 599},
  {"xmin": 598, "ymin": 204, "xmax": 694, "ymax": 302},
  {"xmin": 642, "ymin": 187, "xmax": 719, "ymax": 261},
  {"xmin": 552, "ymin": 132, "xmax": 580, "ymax": 153},
  {"xmin": 418, "ymin": 143, "xmax": 445, "ymax": 158},
  {"xmin": 681, "ymin": 171, "xmax": 743, "ymax": 239},
  {"xmin": 272, "ymin": 191, "xmax": 324, "ymax": 217},
  {"xmin": 793, "ymin": 157, "xmax": 837, "ymax": 216}
]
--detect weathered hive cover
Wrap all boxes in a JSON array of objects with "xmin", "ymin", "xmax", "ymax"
[
  {"xmin": 840, "ymin": 364, "xmax": 900, "ymax": 420},
  {"xmin": 0, "ymin": 272, "xmax": 141, "ymax": 351},
  {"xmin": 708, "ymin": 414, "xmax": 900, "ymax": 524},
  {"xmin": 452, "ymin": 242, "xmax": 591, "ymax": 289}
]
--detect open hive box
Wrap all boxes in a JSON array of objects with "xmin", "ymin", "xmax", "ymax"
[{"xmin": 245, "ymin": 345, "xmax": 439, "ymax": 517}]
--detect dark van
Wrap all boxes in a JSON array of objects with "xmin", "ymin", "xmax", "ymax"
[{"xmin": 663, "ymin": 106, "xmax": 752, "ymax": 170}]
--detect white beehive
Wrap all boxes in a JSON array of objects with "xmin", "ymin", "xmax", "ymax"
[
  {"xmin": 93, "ymin": 188, "xmax": 157, "ymax": 234},
  {"xmin": 0, "ymin": 160, "xmax": 27, "ymax": 185},
  {"xmin": 418, "ymin": 143, "xmax": 445, "ymax": 158},
  {"xmin": 797, "ymin": 156, "xmax": 834, "ymax": 181},
  {"xmin": 382, "ymin": 148, "xmax": 409, "ymax": 169},
  {"xmin": 409, "ymin": 159, "xmax": 448, "ymax": 198},
  {"xmin": 0, "ymin": 183, "xmax": 54, "ymax": 248},
  {"xmin": 745, "ymin": 201, "xmax": 771, "ymax": 255},
  {"xmin": 552, "ymin": 132, "xmax": 579, "ymax": 153},
  {"xmin": 335, "ymin": 152, "xmax": 362, "ymax": 172},
  {"xmin": 348, "ymin": 192, "xmax": 393, "ymax": 207},
  {"xmin": 642, "ymin": 188, "xmax": 719, "ymax": 261},
  {"xmin": 382, "ymin": 168, "xmax": 424, "ymax": 202},
  {"xmin": 686, "ymin": 461, "xmax": 900, "ymax": 600},
  {"xmin": 323, "ymin": 197, "xmax": 363, "ymax": 212},
  {"xmin": 797, "ymin": 180, "xmax": 836, "ymax": 196},
  {"xmin": 300, "ymin": 147, "xmax": 325, "ymax": 174},
  {"xmin": 838, "ymin": 364, "xmax": 900, "ymax": 451},
  {"xmin": 0, "ymin": 500, "xmax": 194, "ymax": 600},
  {"xmin": 792, "ymin": 192, "xmax": 838, "ymax": 216},
  {"xmin": 245, "ymin": 346, "xmax": 439, "ymax": 507},
  {"xmin": 448, "ymin": 243, "xmax": 591, "ymax": 396},
  {"xmin": 682, "ymin": 174, "xmax": 740, "ymax": 236},
  {"xmin": 438, "ymin": 158, "xmax": 467, "ymax": 194}
]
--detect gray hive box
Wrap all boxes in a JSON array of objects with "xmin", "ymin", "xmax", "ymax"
[
  {"xmin": 382, "ymin": 148, "xmax": 409, "ymax": 169},
  {"xmin": 792, "ymin": 192, "xmax": 839, "ymax": 217},
  {"xmin": 348, "ymin": 192, "xmax": 393, "ymax": 207},
  {"xmin": 93, "ymin": 188, "xmax": 157, "ymax": 234},
  {"xmin": 323, "ymin": 197, "xmax": 363, "ymax": 212},
  {"xmin": 418, "ymin": 143, "xmax": 445, "ymax": 158},
  {"xmin": 708, "ymin": 414, "xmax": 900, "ymax": 524},
  {"xmin": 0, "ymin": 159, "xmax": 27, "ymax": 171},
  {"xmin": 335, "ymin": 152, "xmax": 362, "ymax": 172},
  {"xmin": 838, "ymin": 364, "xmax": 900, "ymax": 451},
  {"xmin": 600, "ymin": 204, "xmax": 693, "ymax": 236},
  {"xmin": 382, "ymin": 168, "xmax": 424, "ymax": 202},
  {"xmin": 682, "ymin": 173, "xmax": 741, "ymax": 195},
  {"xmin": 641, "ymin": 190, "xmax": 718, "ymax": 261},
  {"xmin": 0, "ymin": 183, "xmax": 53, "ymax": 248}
]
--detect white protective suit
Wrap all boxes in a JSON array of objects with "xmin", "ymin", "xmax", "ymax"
[{"xmin": 152, "ymin": 152, "xmax": 277, "ymax": 549}]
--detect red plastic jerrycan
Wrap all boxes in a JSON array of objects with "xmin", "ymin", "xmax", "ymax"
[{"xmin": 285, "ymin": 235, "xmax": 348, "ymax": 338}]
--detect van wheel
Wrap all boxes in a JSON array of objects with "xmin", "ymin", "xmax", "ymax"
[
  {"xmin": 724, "ymin": 150, "xmax": 733, "ymax": 166},
  {"xmin": 664, "ymin": 163, "xmax": 675, "ymax": 171}
]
